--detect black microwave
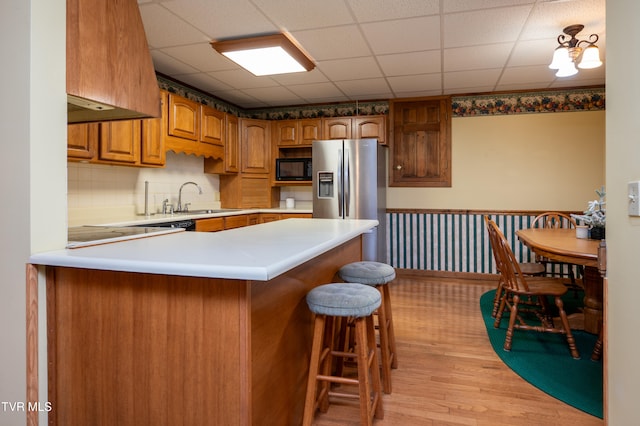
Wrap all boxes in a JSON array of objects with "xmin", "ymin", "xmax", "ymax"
[{"xmin": 276, "ymin": 158, "xmax": 312, "ymax": 181}]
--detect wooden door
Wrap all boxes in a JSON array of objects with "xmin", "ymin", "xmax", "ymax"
[
  {"xmin": 167, "ymin": 93, "xmax": 199, "ymax": 141},
  {"xmin": 200, "ymin": 104, "xmax": 225, "ymax": 146},
  {"xmin": 140, "ymin": 118, "xmax": 165, "ymax": 166},
  {"xmin": 225, "ymin": 114, "xmax": 240, "ymax": 173},
  {"xmin": 98, "ymin": 120, "xmax": 140, "ymax": 163},
  {"xmin": 322, "ymin": 117, "xmax": 352, "ymax": 140},
  {"xmin": 67, "ymin": 122, "xmax": 98, "ymax": 160},
  {"xmin": 354, "ymin": 115, "xmax": 386, "ymax": 144},
  {"xmin": 274, "ymin": 120, "xmax": 299, "ymax": 146},
  {"xmin": 240, "ymin": 119, "xmax": 270, "ymax": 174},
  {"xmin": 389, "ymin": 97, "xmax": 451, "ymax": 187},
  {"xmin": 299, "ymin": 118, "xmax": 322, "ymax": 145}
]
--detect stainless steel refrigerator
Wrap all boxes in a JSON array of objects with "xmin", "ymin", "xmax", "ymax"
[{"xmin": 312, "ymin": 139, "xmax": 387, "ymax": 262}]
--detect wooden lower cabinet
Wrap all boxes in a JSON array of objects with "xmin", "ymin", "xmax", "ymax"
[
  {"xmin": 194, "ymin": 217, "xmax": 224, "ymax": 232},
  {"xmin": 44, "ymin": 237, "xmax": 362, "ymax": 425}
]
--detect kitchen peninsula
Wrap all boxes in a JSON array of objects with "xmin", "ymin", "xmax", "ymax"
[{"xmin": 28, "ymin": 218, "xmax": 377, "ymax": 425}]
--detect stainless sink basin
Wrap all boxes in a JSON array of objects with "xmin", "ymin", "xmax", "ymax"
[{"xmin": 175, "ymin": 209, "xmax": 241, "ymax": 215}]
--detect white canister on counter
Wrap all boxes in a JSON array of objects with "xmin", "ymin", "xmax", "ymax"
[
  {"xmin": 285, "ymin": 198, "xmax": 295, "ymax": 209},
  {"xmin": 576, "ymin": 225, "xmax": 589, "ymax": 239}
]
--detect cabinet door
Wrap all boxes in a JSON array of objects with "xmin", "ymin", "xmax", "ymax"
[
  {"xmin": 225, "ymin": 114, "xmax": 239, "ymax": 173},
  {"xmin": 200, "ymin": 105, "xmax": 225, "ymax": 146},
  {"xmin": 299, "ymin": 119, "xmax": 322, "ymax": 145},
  {"xmin": 323, "ymin": 117, "xmax": 352, "ymax": 140},
  {"xmin": 224, "ymin": 215, "xmax": 249, "ymax": 229},
  {"xmin": 68, "ymin": 123, "xmax": 98, "ymax": 160},
  {"xmin": 274, "ymin": 120, "xmax": 298, "ymax": 146},
  {"xmin": 389, "ymin": 97, "xmax": 451, "ymax": 187},
  {"xmin": 240, "ymin": 119, "xmax": 270, "ymax": 174},
  {"xmin": 355, "ymin": 116, "xmax": 386, "ymax": 144},
  {"xmin": 195, "ymin": 217, "xmax": 224, "ymax": 232},
  {"xmin": 98, "ymin": 120, "xmax": 140, "ymax": 163},
  {"xmin": 260, "ymin": 213, "xmax": 281, "ymax": 223},
  {"xmin": 141, "ymin": 118, "xmax": 165, "ymax": 166},
  {"xmin": 167, "ymin": 93, "xmax": 199, "ymax": 141}
]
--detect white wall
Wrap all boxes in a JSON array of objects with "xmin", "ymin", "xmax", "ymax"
[
  {"xmin": 0, "ymin": 0, "xmax": 66, "ymax": 425},
  {"xmin": 606, "ymin": 1, "xmax": 640, "ymax": 423},
  {"xmin": 388, "ymin": 111, "xmax": 605, "ymax": 211}
]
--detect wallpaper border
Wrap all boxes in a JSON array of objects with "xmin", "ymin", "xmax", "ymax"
[{"xmin": 157, "ymin": 75, "xmax": 604, "ymax": 119}]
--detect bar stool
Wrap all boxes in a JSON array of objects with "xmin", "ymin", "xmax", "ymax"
[
  {"xmin": 338, "ymin": 261, "xmax": 398, "ymax": 394},
  {"xmin": 303, "ymin": 283, "xmax": 384, "ymax": 426}
]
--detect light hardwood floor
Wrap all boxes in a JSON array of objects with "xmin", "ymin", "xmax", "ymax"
[{"xmin": 311, "ymin": 273, "xmax": 603, "ymax": 426}]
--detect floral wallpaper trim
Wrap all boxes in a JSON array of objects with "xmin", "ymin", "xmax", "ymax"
[{"xmin": 157, "ymin": 75, "xmax": 604, "ymax": 119}]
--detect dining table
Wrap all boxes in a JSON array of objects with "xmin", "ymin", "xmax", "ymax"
[{"xmin": 516, "ymin": 228, "xmax": 606, "ymax": 335}]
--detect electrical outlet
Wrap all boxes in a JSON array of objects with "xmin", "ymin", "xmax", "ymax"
[{"xmin": 629, "ymin": 181, "xmax": 640, "ymax": 216}]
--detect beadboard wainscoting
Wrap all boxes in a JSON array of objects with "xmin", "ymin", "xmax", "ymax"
[{"xmin": 386, "ymin": 210, "xmax": 577, "ymax": 276}]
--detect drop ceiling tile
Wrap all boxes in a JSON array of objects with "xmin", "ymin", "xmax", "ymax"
[
  {"xmin": 444, "ymin": 43, "xmax": 514, "ymax": 72},
  {"xmin": 163, "ymin": 0, "xmax": 276, "ymax": 40},
  {"xmin": 444, "ymin": 68, "xmax": 502, "ymax": 90},
  {"xmin": 378, "ymin": 51, "xmax": 441, "ymax": 76},
  {"xmin": 150, "ymin": 50, "xmax": 200, "ymax": 75},
  {"xmin": 317, "ymin": 57, "xmax": 383, "ymax": 81},
  {"xmin": 360, "ymin": 16, "xmax": 441, "ymax": 55},
  {"xmin": 443, "ymin": 6, "xmax": 532, "ymax": 48},
  {"xmin": 252, "ymin": 0, "xmax": 354, "ymax": 30},
  {"xmin": 394, "ymin": 89, "xmax": 444, "ymax": 98},
  {"xmin": 286, "ymin": 82, "xmax": 345, "ymax": 100},
  {"xmin": 347, "ymin": 0, "xmax": 439, "ymax": 22},
  {"xmin": 138, "ymin": 4, "xmax": 209, "ymax": 48},
  {"xmin": 244, "ymin": 86, "xmax": 305, "ymax": 106},
  {"xmin": 508, "ymin": 39, "xmax": 557, "ymax": 67},
  {"xmin": 444, "ymin": 0, "xmax": 535, "ymax": 14},
  {"xmin": 292, "ymin": 26, "xmax": 372, "ymax": 61},
  {"xmin": 387, "ymin": 74, "xmax": 442, "ymax": 93},
  {"xmin": 161, "ymin": 43, "xmax": 234, "ymax": 72},
  {"xmin": 520, "ymin": 0, "xmax": 606, "ymax": 40},
  {"xmin": 269, "ymin": 69, "xmax": 330, "ymax": 86},
  {"xmin": 207, "ymin": 69, "xmax": 280, "ymax": 90},
  {"xmin": 175, "ymin": 73, "xmax": 234, "ymax": 92},
  {"xmin": 334, "ymin": 78, "xmax": 392, "ymax": 97},
  {"xmin": 498, "ymin": 65, "xmax": 556, "ymax": 85},
  {"xmin": 214, "ymin": 89, "xmax": 265, "ymax": 107}
]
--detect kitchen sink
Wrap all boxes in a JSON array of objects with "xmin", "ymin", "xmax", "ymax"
[{"xmin": 175, "ymin": 209, "xmax": 242, "ymax": 215}]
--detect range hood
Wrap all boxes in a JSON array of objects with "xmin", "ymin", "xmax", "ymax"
[{"xmin": 67, "ymin": 0, "xmax": 160, "ymax": 123}]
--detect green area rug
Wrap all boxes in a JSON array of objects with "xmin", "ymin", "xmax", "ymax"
[{"xmin": 480, "ymin": 290, "xmax": 603, "ymax": 419}]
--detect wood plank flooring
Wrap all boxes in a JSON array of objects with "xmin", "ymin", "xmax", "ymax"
[{"xmin": 311, "ymin": 273, "xmax": 603, "ymax": 426}]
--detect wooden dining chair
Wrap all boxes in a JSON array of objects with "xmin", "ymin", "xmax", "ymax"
[
  {"xmin": 486, "ymin": 218, "xmax": 580, "ymax": 359},
  {"xmin": 531, "ymin": 212, "xmax": 582, "ymax": 292},
  {"xmin": 484, "ymin": 216, "xmax": 545, "ymax": 318}
]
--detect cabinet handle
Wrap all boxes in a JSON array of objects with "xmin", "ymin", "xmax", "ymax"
[{"xmin": 395, "ymin": 165, "xmax": 402, "ymax": 170}]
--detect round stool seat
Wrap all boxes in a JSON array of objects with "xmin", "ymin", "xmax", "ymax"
[
  {"xmin": 306, "ymin": 283, "xmax": 381, "ymax": 317},
  {"xmin": 339, "ymin": 261, "xmax": 396, "ymax": 286}
]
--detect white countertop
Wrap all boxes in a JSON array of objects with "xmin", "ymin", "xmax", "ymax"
[{"xmin": 29, "ymin": 219, "xmax": 377, "ymax": 281}]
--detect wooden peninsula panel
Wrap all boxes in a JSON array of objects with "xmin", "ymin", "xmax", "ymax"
[{"xmin": 46, "ymin": 236, "xmax": 362, "ymax": 425}]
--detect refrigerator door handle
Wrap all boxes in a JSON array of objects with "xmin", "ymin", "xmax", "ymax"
[
  {"xmin": 344, "ymin": 147, "xmax": 350, "ymax": 217},
  {"xmin": 337, "ymin": 148, "xmax": 343, "ymax": 217}
]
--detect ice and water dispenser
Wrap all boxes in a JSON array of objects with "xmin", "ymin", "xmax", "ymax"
[{"xmin": 317, "ymin": 172, "xmax": 334, "ymax": 198}]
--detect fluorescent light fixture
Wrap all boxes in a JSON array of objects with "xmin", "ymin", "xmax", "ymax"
[{"xmin": 211, "ymin": 33, "xmax": 315, "ymax": 77}]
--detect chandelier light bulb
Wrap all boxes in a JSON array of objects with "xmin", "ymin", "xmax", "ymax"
[
  {"xmin": 578, "ymin": 45, "xmax": 603, "ymax": 69},
  {"xmin": 556, "ymin": 61, "xmax": 578, "ymax": 77},
  {"xmin": 549, "ymin": 47, "xmax": 570, "ymax": 70}
]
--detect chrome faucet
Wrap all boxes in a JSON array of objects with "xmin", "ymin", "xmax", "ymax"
[{"xmin": 177, "ymin": 181, "xmax": 202, "ymax": 212}]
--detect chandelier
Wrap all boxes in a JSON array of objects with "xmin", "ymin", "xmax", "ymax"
[{"xmin": 549, "ymin": 24, "xmax": 602, "ymax": 77}]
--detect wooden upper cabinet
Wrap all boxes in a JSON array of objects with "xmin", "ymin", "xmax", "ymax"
[
  {"xmin": 354, "ymin": 116, "xmax": 386, "ymax": 144},
  {"xmin": 98, "ymin": 120, "xmax": 141, "ymax": 163},
  {"xmin": 323, "ymin": 117, "xmax": 352, "ymax": 140},
  {"xmin": 225, "ymin": 114, "xmax": 240, "ymax": 173},
  {"xmin": 140, "ymin": 118, "xmax": 165, "ymax": 166},
  {"xmin": 167, "ymin": 93, "xmax": 199, "ymax": 141},
  {"xmin": 67, "ymin": 123, "xmax": 98, "ymax": 159},
  {"xmin": 240, "ymin": 119, "xmax": 270, "ymax": 174},
  {"xmin": 200, "ymin": 105, "xmax": 225, "ymax": 146},
  {"xmin": 274, "ymin": 119, "xmax": 321, "ymax": 146},
  {"xmin": 389, "ymin": 97, "xmax": 452, "ymax": 187}
]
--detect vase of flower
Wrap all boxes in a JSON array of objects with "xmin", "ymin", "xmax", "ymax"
[
  {"xmin": 571, "ymin": 186, "xmax": 606, "ymax": 240},
  {"xmin": 589, "ymin": 226, "xmax": 606, "ymax": 240}
]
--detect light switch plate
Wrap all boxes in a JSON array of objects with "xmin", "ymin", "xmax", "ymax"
[{"xmin": 629, "ymin": 181, "xmax": 640, "ymax": 216}]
